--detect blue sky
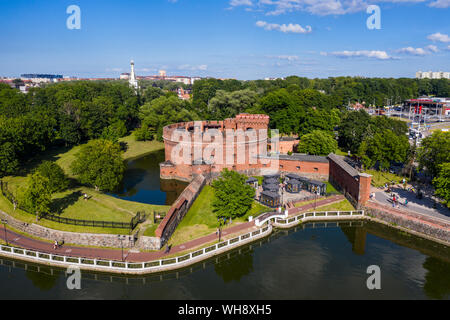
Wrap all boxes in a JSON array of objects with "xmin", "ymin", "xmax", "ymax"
[{"xmin": 0, "ymin": 0, "xmax": 449, "ymax": 79}]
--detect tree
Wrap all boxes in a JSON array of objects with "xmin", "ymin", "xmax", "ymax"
[
  {"xmin": 35, "ymin": 161, "xmax": 69, "ymax": 193},
  {"xmin": 212, "ymin": 169, "xmax": 255, "ymax": 219},
  {"xmin": 134, "ymin": 124, "xmax": 154, "ymax": 141},
  {"xmin": 418, "ymin": 131, "xmax": 450, "ymax": 177},
  {"xmin": 101, "ymin": 120, "xmax": 128, "ymax": 142},
  {"xmin": 208, "ymin": 89, "xmax": 257, "ymax": 119},
  {"xmin": 338, "ymin": 110, "xmax": 372, "ymax": 154},
  {"xmin": 19, "ymin": 172, "xmax": 52, "ymax": 219},
  {"xmin": 297, "ymin": 130, "xmax": 338, "ymax": 156},
  {"xmin": 139, "ymin": 96, "xmax": 198, "ymax": 141},
  {"xmin": 358, "ymin": 129, "xmax": 410, "ymax": 170},
  {"xmin": 71, "ymin": 139, "xmax": 125, "ymax": 191},
  {"xmin": 433, "ymin": 163, "xmax": 450, "ymax": 208}
]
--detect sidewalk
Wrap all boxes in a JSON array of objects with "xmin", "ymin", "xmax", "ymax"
[{"xmin": 0, "ymin": 196, "xmax": 347, "ymax": 263}]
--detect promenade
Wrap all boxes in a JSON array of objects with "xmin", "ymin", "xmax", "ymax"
[{"xmin": 0, "ymin": 196, "xmax": 344, "ymax": 263}]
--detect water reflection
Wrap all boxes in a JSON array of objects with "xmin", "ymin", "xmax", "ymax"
[
  {"xmin": 0, "ymin": 221, "xmax": 449, "ymax": 299},
  {"xmin": 214, "ymin": 249, "xmax": 254, "ymax": 283},
  {"xmin": 110, "ymin": 150, "xmax": 188, "ymax": 205}
]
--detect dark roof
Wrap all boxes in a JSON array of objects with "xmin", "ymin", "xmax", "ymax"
[
  {"xmin": 260, "ymin": 190, "xmax": 281, "ymax": 199},
  {"xmin": 263, "ymin": 178, "xmax": 278, "ymax": 185},
  {"xmin": 263, "ymin": 174, "xmax": 280, "ymax": 179},
  {"xmin": 263, "ymin": 184, "xmax": 279, "ymax": 191},
  {"xmin": 246, "ymin": 177, "xmax": 258, "ymax": 183},
  {"xmin": 309, "ymin": 180, "xmax": 327, "ymax": 187},
  {"xmin": 327, "ymin": 154, "xmax": 359, "ymax": 178},
  {"xmin": 287, "ymin": 179, "xmax": 300, "ymax": 185},
  {"xmin": 286, "ymin": 173, "xmax": 302, "ymax": 180},
  {"xmin": 260, "ymin": 154, "xmax": 329, "ymax": 163}
]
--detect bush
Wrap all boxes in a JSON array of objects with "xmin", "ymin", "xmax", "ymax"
[
  {"xmin": 35, "ymin": 161, "xmax": 69, "ymax": 193},
  {"xmin": 134, "ymin": 124, "xmax": 154, "ymax": 142}
]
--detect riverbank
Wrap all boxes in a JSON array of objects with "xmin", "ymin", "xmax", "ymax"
[
  {"xmin": 0, "ymin": 134, "xmax": 168, "ymax": 236},
  {"xmin": 3, "ymin": 201, "xmax": 448, "ymax": 275}
]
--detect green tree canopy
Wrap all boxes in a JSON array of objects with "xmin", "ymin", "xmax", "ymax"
[
  {"xmin": 297, "ymin": 130, "xmax": 338, "ymax": 156},
  {"xmin": 358, "ymin": 129, "xmax": 410, "ymax": 170},
  {"xmin": 418, "ymin": 131, "xmax": 450, "ymax": 177},
  {"xmin": 35, "ymin": 161, "xmax": 69, "ymax": 193},
  {"xmin": 208, "ymin": 89, "xmax": 257, "ymax": 119},
  {"xmin": 71, "ymin": 139, "xmax": 125, "ymax": 191},
  {"xmin": 19, "ymin": 172, "xmax": 52, "ymax": 218},
  {"xmin": 139, "ymin": 95, "xmax": 198, "ymax": 140},
  {"xmin": 433, "ymin": 163, "xmax": 450, "ymax": 208},
  {"xmin": 212, "ymin": 169, "xmax": 255, "ymax": 220}
]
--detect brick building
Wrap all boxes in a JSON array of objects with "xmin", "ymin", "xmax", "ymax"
[{"xmin": 160, "ymin": 114, "xmax": 371, "ymax": 207}]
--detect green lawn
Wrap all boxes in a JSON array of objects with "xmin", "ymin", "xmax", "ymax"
[
  {"xmin": 143, "ymin": 224, "xmax": 159, "ymax": 237},
  {"xmin": 169, "ymin": 185, "xmax": 269, "ymax": 246},
  {"xmin": 314, "ymin": 199, "xmax": 355, "ymax": 212},
  {"xmin": 119, "ymin": 132, "xmax": 164, "ymax": 161},
  {"xmin": 325, "ymin": 182, "xmax": 340, "ymax": 194},
  {"xmin": 365, "ymin": 169, "xmax": 407, "ymax": 188},
  {"xmin": 0, "ymin": 133, "xmax": 168, "ymax": 235}
]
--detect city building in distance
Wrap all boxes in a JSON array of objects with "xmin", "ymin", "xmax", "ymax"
[{"xmin": 416, "ymin": 71, "xmax": 450, "ymax": 80}]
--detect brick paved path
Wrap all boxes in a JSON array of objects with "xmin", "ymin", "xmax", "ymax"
[{"xmin": 0, "ymin": 196, "xmax": 345, "ymax": 263}]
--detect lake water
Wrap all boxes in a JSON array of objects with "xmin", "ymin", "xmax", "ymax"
[
  {"xmin": 110, "ymin": 150, "xmax": 188, "ymax": 206},
  {"xmin": 1, "ymin": 221, "xmax": 449, "ymax": 300}
]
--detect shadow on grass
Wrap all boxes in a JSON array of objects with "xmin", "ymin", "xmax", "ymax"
[
  {"xmin": 15, "ymin": 145, "xmax": 74, "ymax": 178},
  {"xmin": 50, "ymin": 190, "xmax": 83, "ymax": 215}
]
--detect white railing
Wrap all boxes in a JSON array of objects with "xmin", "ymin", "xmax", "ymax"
[
  {"xmin": 0, "ymin": 210, "xmax": 366, "ymax": 274},
  {"xmin": 272, "ymin": 210, "xmax": 365, "ymax": 228},
  {"xmin": 0, "ymin": 225, "xmax": 273, "ymax": 274},
  {"xmin": 255, "ymin": 212, "xmax": 288, "ymax": 227}
]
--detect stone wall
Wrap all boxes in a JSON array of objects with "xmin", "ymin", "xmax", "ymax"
[
  {"xmin": 365, "ymin": 203, "xmax": 450, "ymax": 244},
  {"xmin": 136, "ymin": 236, "xmax": 161, "ymax": 250},
  {"xmin": 0, "ymin": 210, "xmax": 134, "ymax": 248},
  {"xmin": 155, "ymin": 174, "xmax": 206, "ymax": 248}
]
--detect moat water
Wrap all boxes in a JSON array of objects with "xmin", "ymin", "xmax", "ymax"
[
  {"xmin": 110, "ymin": 150, "xmax": 188, "ymax": 206},
  {"xmin": 1, "ymin": 221, "xmax": 449, "ymax": 299}
]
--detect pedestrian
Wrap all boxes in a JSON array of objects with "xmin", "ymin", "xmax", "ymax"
[
  {"xmin": 404, "ymin": 199, "xmax": 408, "ymax": 207},
  {"xmin": 53, "ymin": 240, "xmax": 58, "ymax": 250}
]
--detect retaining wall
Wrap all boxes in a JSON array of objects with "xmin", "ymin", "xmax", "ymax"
[
  {"xmin": 0, "ymin": 210, "xmax": 134, "ymax": 248},
  {"xmin": 364, "ymin": 202, "xmax": 450, "ymax": 244},
  {"xmin": 155, "ymin": 174, "xmax": 206, "ymax": 248}
]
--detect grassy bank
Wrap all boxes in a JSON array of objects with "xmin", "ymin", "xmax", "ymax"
[
  {"xmin": 314, "ymin": 199, "xmax": 355, "ymax": 212},
  {"xmin": 1, "ymin": 133, "xmax": 168, "ymax": 235},
  {"xmin": 169, "ymin": 185, "xmax": 269, "ymax": 246},
  {"xmin": 365, "ymin": 169, "xmax": 407, "ymax": 188},
  {"xmin": 119, "ymin": 132, "xmax": 164, "ymax": 161}
]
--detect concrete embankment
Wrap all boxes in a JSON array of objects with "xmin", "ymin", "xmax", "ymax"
[{"xmin": 364, "ymin": 201, "xmax": 450, "ymax": 246}]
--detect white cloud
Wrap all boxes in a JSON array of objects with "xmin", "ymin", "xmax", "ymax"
[
  {"xmin": 229, "ymin": 0, "xmax": 446, "ymax": 16},
  {"xmin": 230, "ymin": 0, "xmax": 253, "ymax": 6},
  {"xmin": 178, "ymin": 64, "xmax": 208, "ymax": 71},
  {"xmin": 428, "ymin": 0, "xmax": 450, "ymax": 8},
  {"xmin": 256, "ymin": 20, "xmax": 312, "ymax": 33},
  {"xmin": 325, "ymin": 50, "xmax": 392, "ymax": 60},
  {"xmin": 427, "ymin": 32, "xmax": 450, "ymax": 43},
  {"xmin": 396, "ymin": 45, "xmax": 438, "ymax": 55}
]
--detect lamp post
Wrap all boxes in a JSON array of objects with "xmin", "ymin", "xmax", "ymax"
[
  {"xmin": 217, "ymin": 218, "xmax": 223, "ymax": 243},
  {"xmin": 118, "ymin": 235, "xmax": 126, "ymax": 262},
  {"xmin": 1, "ymin": 219, "xmax": 8, "ymax": 246}
]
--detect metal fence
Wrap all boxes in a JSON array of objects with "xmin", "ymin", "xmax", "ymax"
[
  {"xmin": 0, "ymin": 180, "xmax": 147, "ymax": 230},
  {"xmin": 0, "ymin": 225, "xmax": 273, "ymax": 274},
  {"xmin": 0, "ymin": 210, "xmax": 368, "ymax": 274}
]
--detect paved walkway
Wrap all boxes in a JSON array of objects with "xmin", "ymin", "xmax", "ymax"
[
  {"xmin": 0, "ymin": 196, "xmax": 346, "ymax": 263},
  {"xmin": 373, "ymin": 187, "xmax": 450, "ymax": 222}
]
